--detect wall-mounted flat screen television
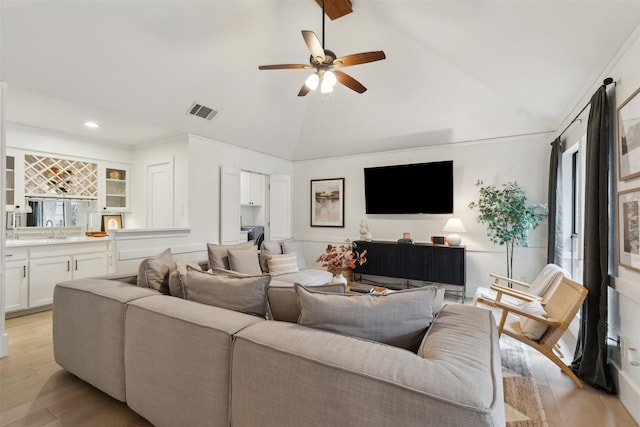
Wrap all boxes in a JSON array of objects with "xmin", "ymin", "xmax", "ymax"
[{"xmin": 364, "ymin": 160, "xmax": 453, "ymax": 214}]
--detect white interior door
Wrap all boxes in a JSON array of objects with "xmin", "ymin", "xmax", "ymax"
[
  {"xmin": 220, "ymin": 167, "xmax": 241, "ymax": 244},
  {"xmin": 268, "ymin": 175, "xmax": 291, "ymax": 241},
  {"xmin": 147, "ymin": 161, "xmax": 174, "ymax": 228}
]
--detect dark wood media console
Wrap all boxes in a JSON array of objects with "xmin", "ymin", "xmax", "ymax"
[{"xmin": 352, "ymin": 240, "xmax": 466, "ymax": 302}]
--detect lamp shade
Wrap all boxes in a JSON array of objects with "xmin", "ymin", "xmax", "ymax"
[
  {"xmin": 443, "ymin": 218, "xmax": 466, "ymax": 233},
  {"xmin": 443, "ymin": 218, "xmax": 466, "ymax": 246}
]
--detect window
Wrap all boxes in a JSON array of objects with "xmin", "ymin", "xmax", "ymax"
[{"xmin": 561, "ymin": 135, "xmax": 586, "ymax": 282}]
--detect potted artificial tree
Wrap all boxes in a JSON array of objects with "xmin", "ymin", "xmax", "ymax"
[{"xmin": 468, "ymin": 180, "xmax": 547, "ymax": 283}]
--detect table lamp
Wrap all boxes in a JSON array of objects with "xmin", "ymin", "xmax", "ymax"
[{"xmin": 443, "ymin": 218, "xmax": 466, "ymax": 246}]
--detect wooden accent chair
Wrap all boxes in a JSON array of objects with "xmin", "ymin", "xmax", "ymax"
[
  {"xmin": 489, "ymin": 276, "xmax": 589, "ymax": 388},
  {"xmin": 473, "ymin": 263, "xmax": 569, "ymax": 309}
]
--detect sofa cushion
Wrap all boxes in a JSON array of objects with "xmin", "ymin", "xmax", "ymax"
[
  {"xmin": 168, "ymin": 260, "xmax": 202, "ymax": 299},
  {"xmin": 228, "ymin": 248, "xmax": 262, "ymax": 275},
  {"xmin": 259, "ymin": 240, "xmax": 283, "ymax": 272},
  {"xmin": 207, "ymin": 241, "xmax": 255, "ymax": 270},
  {"xmin": 268, "ymin": 269, "xmax": 332, "ymax": 286},
  {"xmin": 184, "ymin": 265, "xmax": 271, "ymax": 317},
  {"xmin": 295, "ymin": 284, "xmax": 437, "ymax": 352},
  {"xmin": 267, "ymin": 252, "xmax": 299, "ymax": 276},
  {"xmin": 125, "ymin": 295, "xmax": 264, "ymax": 427},
  {"xmin": 137, "ymin": 248, "xmax": 174, "ymax": 294},
  {"xmin": 519, "ymin": 300, "xmax": 549, "ymax": 340},
  {"xmin": 282, "ymin": 240, "xmax": 307, "ymax": 270},
  {"xmin": 267, "ymin": 282, "xmax": 345, "ymax": 322}
]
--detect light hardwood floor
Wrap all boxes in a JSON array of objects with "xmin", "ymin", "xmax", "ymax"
[{"xmin": 1, "ymin": 310, "xmax": 637, "ymax": 427}]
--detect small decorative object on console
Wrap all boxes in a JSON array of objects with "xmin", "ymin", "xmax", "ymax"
[
  {"xmin": 397, "ymin": 232, "xmax": 413, "ymax": 244},
  {"xmin": 359, "ymin": 219, "xmax": 372, "ymax": 241},
  {"xmin": 430, "ymin": 236, "xmax": 446, "ymax": 245}
]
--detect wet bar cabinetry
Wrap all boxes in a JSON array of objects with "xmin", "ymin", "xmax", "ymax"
[{"xmin": 4, "ymin": 240, "xmax": 109, "ymax": 315}]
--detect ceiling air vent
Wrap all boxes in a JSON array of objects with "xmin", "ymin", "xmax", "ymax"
[{"xmin": 187, "ymin": 102, "xmax": 217, "ymax": 120}]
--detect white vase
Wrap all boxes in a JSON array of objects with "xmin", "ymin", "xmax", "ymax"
[{"xmin": 332, "ymin": 272, "xmax": 348, "ymax": 285}]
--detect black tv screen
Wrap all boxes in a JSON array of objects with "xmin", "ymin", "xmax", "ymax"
[{"xmin": 364, "ymin": 161, "xmax": 453, "ymax": 214}]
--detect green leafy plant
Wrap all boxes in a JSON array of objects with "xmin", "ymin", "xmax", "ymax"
[{"xmin": 468, "ymin": 180, "xmax": 547, "ymax": 282}]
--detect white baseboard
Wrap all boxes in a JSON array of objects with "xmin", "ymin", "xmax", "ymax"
[
  {"xmin": 617, "ymin": 366, "xmax": 640, "ymax": 424},
  {"xmin": 0, "ymin": 332, "xmax": 8, "ymax": 358}
]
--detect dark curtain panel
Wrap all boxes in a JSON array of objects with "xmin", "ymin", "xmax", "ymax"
[
  {"xmin": 570, "ymin": 85, "xmax": 615, "ymax": 393},
  {"xmin": 547, "ymin": 137, "xmax": 562, "ymax": 265}
]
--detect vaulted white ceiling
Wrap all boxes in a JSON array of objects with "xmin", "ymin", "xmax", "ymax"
[{"xmin": 2, "ymin": 1, "xmax": 640, "ymax": 161}]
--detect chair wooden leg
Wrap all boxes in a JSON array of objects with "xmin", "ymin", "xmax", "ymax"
[{"xmin": 538, "ymin": 345, "xmax": 583, "ymax": 388}]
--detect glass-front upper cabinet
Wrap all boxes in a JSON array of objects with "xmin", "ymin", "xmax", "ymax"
[
  {"xmin": 6, "ymin": 155, "xmax": 15, "ymax": 207},
  {"xmin": 102, "ymin": 166, "xmax": 129, "ymax": 212},
  {"xmin": 6, "ymin": 151, "xmax": 25, "ymax": 212}
]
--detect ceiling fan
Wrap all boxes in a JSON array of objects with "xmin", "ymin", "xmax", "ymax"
[{"xmin": 258, "ymin": 0, "xmax": 386, "ymax": 96}]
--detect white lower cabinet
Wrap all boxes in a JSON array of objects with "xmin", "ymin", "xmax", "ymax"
[
  {"xmin": 5, "ymin": 241, "xmax": 109, "ymax": 312},
  {"xmin": 74, "ymin": 252, "xmax": 109, "ymax": 279},
  {"xmin": 5, "ymin": 249, "xmax": 29, "ymax": 313},
  {"xmin": 29, "ymin": 256, "xmax": 73, "ymax": 307}
]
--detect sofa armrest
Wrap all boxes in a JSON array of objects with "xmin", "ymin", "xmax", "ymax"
[{"xmin": 53, "ymin": 279, "xmax": 159, "ymax": 401}]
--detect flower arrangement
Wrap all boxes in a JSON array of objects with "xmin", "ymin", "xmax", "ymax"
[{"xmin": 316, "ymin": 239, "xmax": 367, "ymax": 275}]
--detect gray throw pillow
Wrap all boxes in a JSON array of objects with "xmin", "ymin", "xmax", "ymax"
[
  {"xmin": 227, "ymin": 248, "xmax": 262, "ymax": 275},
  {"xmin": 137, "ymin": 248, "xmax": 174, "ymax": 294},
  {"xmin": 282, "ymin": 240, "xmax": 308, "ymax": 270},
  {"xmin": 184, "ymin": 265, "xmax": 271, "ymax": 317},
  {"xmin": 267, "ymin": 283, "xmax": 345, "ymax": 323},
  {"xmin": 259, "ymin": 240, "xmax": 283, "ymax": 272},
  {"xmin": 168, "ymin": 260, "xmax": 202, "ymax": 299},
  {"xmin": 207, "ymin": 241, "xmax": 255, "ymax": 270},
  {"xmin": 295, "ymin": 284, "xmax": 437, "ymax": 352}
]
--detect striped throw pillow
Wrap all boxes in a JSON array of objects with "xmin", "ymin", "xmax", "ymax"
[{"xmin": 267, "ymin": 252, "xmax": 299, "ymax": 276}]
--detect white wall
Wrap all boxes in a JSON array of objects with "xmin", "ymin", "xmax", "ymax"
[
  {"xmin": 605, "ymin": 27, "xmax": 640, "ymax": 424},
  {"xmin": 7, "ymin": 122, "xmax": 134, "ymax": 162},
  {"xmin": 292, "ymin": 133, "xmax": 551, "ymax": 296},
  {"xmin": 130, "ymin": 135, "xmax": 189, "ymax": 229},
  {"xmin": 187, "ymin": 134, "xmax": 293, "ymax": 245},
  {"xmin": 1, "ymin": 83, "xmax": 8, "ymax": 357},
  {"xmin": 549, "ymin": 25, "xmax": 640, "ymax": 423},
  {"xmin": 112, "ymin": 134, "xmax": 293, "ymax": 270}
]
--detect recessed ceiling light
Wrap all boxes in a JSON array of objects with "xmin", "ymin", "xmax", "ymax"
[{"xmin": 84, "ymin": 121, "xmax": 99, "ymax": 128}]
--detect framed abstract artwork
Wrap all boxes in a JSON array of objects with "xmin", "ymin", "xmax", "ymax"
[
  {"xmin": 617, "ymin": 86, "xmax": 640, "ymax": 181},
  {"xmin": 618, "ymin": 187, "xmax": 640, "ymax": 272},
  {"xmin": 310, "ymin": 178, "xmax": 345, "ymax": 227}
]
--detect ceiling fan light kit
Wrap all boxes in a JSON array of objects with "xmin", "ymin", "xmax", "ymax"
[{"xmin": 259, "ymin": 0, "xmax": 385, "ymax": 96}]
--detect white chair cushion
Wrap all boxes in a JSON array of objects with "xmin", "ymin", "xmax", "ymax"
[{"xmin": 519, "ymin": 300, "xmax": 549, "ymax": 340}]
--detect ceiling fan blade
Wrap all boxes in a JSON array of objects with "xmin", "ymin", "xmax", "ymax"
[
  {"xmin": 258, "ymin": 64, "xmax": 311, "ymax": 70},
  {"xmin": 335, "ymin": 70, "xmax": 367, "ymax": 94},
  {"xmin": 334, "ymin": 51, "xmax": 386, "ymax": 68},
  {"xmin": 302, "ymin": 30, "xmax": 325, "ymax": 62},
  {"xmin": 298, "ymin": 84, "xmax": 311, "ymax": 97}
]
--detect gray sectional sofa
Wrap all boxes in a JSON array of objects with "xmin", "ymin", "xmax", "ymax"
[{"xmin": 52, "ymin": 246, "xmax": 505, "ymax": 427}]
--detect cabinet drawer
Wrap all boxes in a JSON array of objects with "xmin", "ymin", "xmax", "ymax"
[
  {"xmin": 5, "ymin": 249, "xmax": 28, "ymax": 261},
  {"xmin": 29, "ymin": 241, "xmax": 108, "ymax": 259}
]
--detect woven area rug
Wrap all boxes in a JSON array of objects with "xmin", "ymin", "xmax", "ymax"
[{"xmin": 501, "ymin": 335, "xmax": 549, "ymax": 427}]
